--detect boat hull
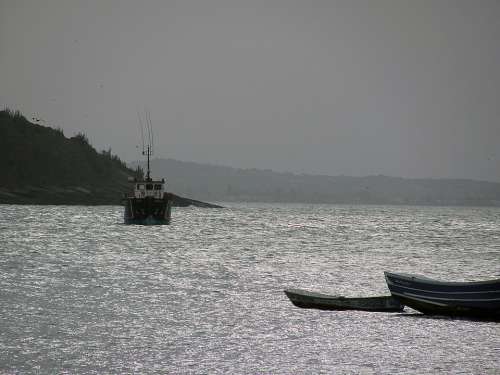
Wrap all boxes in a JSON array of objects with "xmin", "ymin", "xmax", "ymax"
[
  {"xmin": 385, "ymin": 272, "xmax": 500, "ymax": 319},
  {"xmin": 284, "ymin": 289, "xmax": 404, "ymax": 312},
  {"xmin": 123, "ymin": 196, "xmax": 172, "ymax": 225}
]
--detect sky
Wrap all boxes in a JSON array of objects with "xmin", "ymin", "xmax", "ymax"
[{"xmin": 1, "ymin": 0, "xmax": 499, "ymax": 181}]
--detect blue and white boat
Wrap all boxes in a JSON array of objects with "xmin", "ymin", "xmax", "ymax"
[{"xmin": 385, "ymin": 272, "xmax": 500, "ymax": 319}]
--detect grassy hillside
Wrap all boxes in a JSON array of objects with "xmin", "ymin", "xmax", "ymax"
[
  {"xmin": 0, "ymin": 109, "xmax": 137, "ymax": 204},
  {"xmin": 0, "ymin": 109, "xmax": 221, "ymax": 207}
]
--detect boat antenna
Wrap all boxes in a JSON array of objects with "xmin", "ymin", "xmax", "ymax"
[
  {"xmin": 142, "ymin": 109, "xmax": 154, "ymax": 181},
  {"xmin": 137, "ymin": 109, "xmax": 152, "ymax": 181},
  {"xmin": 137, "ymin": 111, "xmax": 145, "ymax": 154},
  {"xmin": 147, "ymin": 110, "xmax": 154, "ymax": 155}
]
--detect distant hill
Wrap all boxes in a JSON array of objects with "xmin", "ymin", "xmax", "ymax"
[
  {"xmin": 0, "ymin": 109, "xmax": 219, "ymax": 207},
  {"xmin": 3, "ymin": 108, "xmax": 498, "ymax": 207},
  {"xmin": 133, "ymin": 158, "xmax": 500, "ymax": 206}
]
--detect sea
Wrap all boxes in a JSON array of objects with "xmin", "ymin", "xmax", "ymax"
[{"xmin": 0, "ymin": 203, "xmax": 499, "ymax": 374}]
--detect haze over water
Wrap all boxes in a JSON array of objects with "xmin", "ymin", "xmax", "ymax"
[
  {"xmin": 2, "ymin": 1, "xmax": 499, "ymax": 181},
  {"xmin": 1, "ymin": 203, "xmax": 499, "ymax": 374}
]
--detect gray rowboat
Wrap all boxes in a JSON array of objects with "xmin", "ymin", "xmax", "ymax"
[{"xmin": 284, "ymin": 288, "xmax": 404, "ymax": 312}]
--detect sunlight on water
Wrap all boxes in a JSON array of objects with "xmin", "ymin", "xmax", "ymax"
[{"xmin": 0, "ymin": 204, "xmax": 499, "ymax": 373}]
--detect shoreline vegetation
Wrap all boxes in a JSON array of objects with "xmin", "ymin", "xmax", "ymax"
[
  {"xmin": 0, "ymin": 108, "xmax": 220, "ymax": 207},
  {"xmin": 1, "ymin": 108, "xmax": 500, "ymax": 207}
]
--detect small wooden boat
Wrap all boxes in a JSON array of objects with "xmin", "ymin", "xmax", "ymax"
[
  {"xmin": 385, "ymin": 272, "xmax": 500, "ymax": 319},
  {"xmin": 284, "ymin": 289, "xmax": 404, "ymax": 312}
]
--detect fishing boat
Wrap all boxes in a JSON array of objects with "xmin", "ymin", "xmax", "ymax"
[
  {"xmin": 284, "ymin": 289, "xmax": 404, "ymax": 312},
  {"xmin": 384, "ymin": 272, "xmax": 500, "ymax": 319},
  {"xmin": 122, "ymin": 112, "xmax": 173, "ymax": 225}
]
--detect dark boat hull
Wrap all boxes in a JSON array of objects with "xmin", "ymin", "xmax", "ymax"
[
  {"xmin": 385, "ymin": 272, "xmax": 500, "ymax": 318},
  {"xmin": 284, "ymin": 289, "xmax": 404, "ymax": 312},
  {"xmin": 123, "ymin": 196, "xmax": 172, "ymax": 225}
]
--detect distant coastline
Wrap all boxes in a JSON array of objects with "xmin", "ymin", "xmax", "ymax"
[
  {"xmin": 1, "ymin": 108, "xmax": 499, "ymax": 207},
  {"xmin": 131, "ymin": 158, "xmax": 500, "ymax": 207}
]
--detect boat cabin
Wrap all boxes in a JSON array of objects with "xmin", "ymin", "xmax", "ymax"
[{"xmin": 132, "ymin": 179, "xmax": 166, "ymax": 199}]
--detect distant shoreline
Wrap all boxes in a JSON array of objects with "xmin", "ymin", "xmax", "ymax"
[
  {"xmin": 128, "ymin": 158, "xmax": 500, "ymax": 208},
  {"xmin": 1, "ymin": 190, "xmax": 497, "ymax": 209},
  {"xmin": 2, "ymin": 110, "xmax": 499, "ymax": 208},
  {"xmin": 0, "ymin": 187, "xmax": 222, "ymax": 208}
]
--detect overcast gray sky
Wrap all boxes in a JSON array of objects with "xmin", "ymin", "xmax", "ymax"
[{"xmin": 1, "ymin": 0, "xmax": 499, "ymax": 181}]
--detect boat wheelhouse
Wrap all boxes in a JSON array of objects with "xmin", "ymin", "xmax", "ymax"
[
  {"xmin": 133, "ymin": 179, "xmax": 166, "ymax": 199},
  {"xmin": 123, "ymin": 175, "xmax": 173, "ymax": 225}
]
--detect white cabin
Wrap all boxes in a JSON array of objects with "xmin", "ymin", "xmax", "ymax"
[{"xmin": 133, "ymin": 179, "xmax": 166, "ymax": 199}]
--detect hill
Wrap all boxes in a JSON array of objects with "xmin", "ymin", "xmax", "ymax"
[
  {"xmin": 134, "ymin": 158, "xmax": 500, "ymax": 206},
  {"xmin": 0, "ymin": 109, "xmax": 219, "ymax": 207},
  {"xmin": 3, "ymin": 108, "xmax": 498, "ymax": 207}
]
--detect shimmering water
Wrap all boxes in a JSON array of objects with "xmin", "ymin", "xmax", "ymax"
[{"xmin": 0, "ymin": 203, "xmax": 499, "ymax": 374}]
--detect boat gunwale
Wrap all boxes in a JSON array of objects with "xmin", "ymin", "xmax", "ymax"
[{"xmin": 384, "ymin": 272, "xmax": 500, "ymax": 287}]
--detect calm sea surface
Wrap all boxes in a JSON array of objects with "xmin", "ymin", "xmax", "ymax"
[{"xmin": 0, "ymin": 203, "xmax": 499, "ymax": 374}]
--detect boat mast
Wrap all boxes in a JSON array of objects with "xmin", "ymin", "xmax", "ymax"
[
  {"xmin": 140, "ymin": 109, "xmax": 154, "ymax": 182},
  {"xmin": 145, "ymin": 144, "xmax": 151, "ymax": 181}
]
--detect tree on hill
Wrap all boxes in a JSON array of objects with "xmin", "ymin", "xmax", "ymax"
[{"xmin": 0, "ymin": 108, "xmax": 136, "ymax": 203}]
